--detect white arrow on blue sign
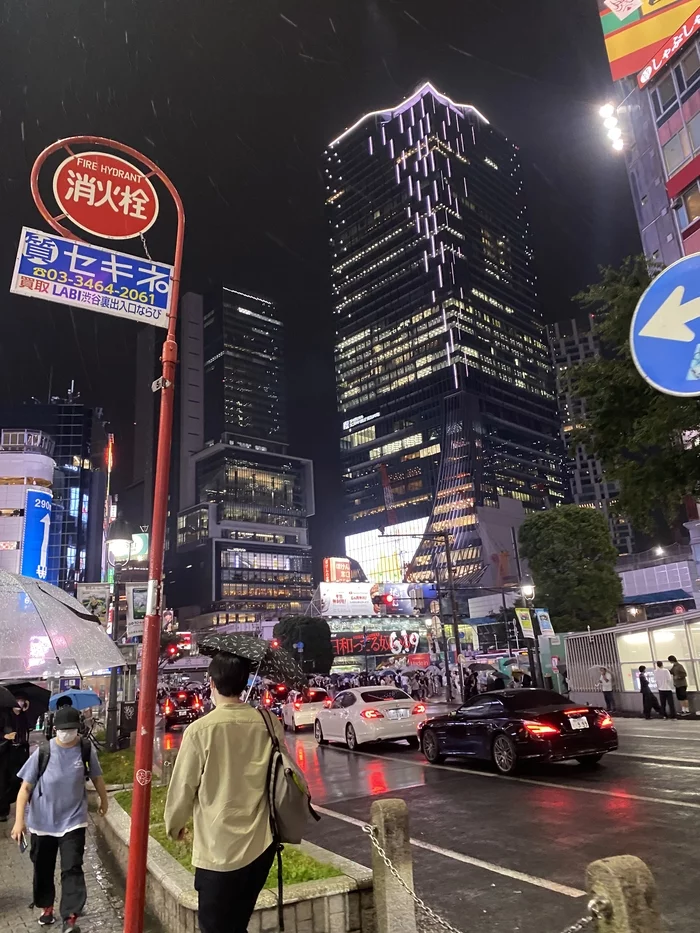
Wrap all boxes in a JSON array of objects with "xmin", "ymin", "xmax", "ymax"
[{"xmin": 631, "ymin": 253, "xmax": 700, "ymax": 397}]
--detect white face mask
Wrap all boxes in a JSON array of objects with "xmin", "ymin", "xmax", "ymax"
[{"xmin": 56, "ymin": 729, "xmax": 79, "ymax": 745}]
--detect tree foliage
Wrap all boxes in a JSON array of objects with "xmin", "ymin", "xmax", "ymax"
[
  {"xmin": 273, "ymin": 615, "xmax": 333, "ymax": 674},
  {"xmin": 571, "ymin": 255, "xmax": 700, "ymax": 532},
  {"xmin": 519, "ymin": 505, "xmax": 622, "ymax": 632}
]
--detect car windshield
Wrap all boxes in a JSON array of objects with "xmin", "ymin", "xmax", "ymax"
[
  {"xmin": 360, "ymin": 689, "xmax": 411, "ymax": 703},
  {"xmin": 303, "ymin": 690, "xmax": 328, "ymax": 703},
  {"xmin": 503, "ymin": 690, "xmax": 574, "ymax": 711}
]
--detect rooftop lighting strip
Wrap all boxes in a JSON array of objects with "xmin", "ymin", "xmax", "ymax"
[{"xmin": 327, "ymin": 82, "xmax": 489, "ymax": 149}]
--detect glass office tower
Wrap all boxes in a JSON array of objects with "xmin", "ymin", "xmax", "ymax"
[{"xmin": 326, "ymin": 83, "xmax": 565, "ymax": 583}]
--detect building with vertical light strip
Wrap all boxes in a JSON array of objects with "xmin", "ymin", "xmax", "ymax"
[{"xmin": 326, "ymin": 83, "xmax": 565, "ymax": 585}]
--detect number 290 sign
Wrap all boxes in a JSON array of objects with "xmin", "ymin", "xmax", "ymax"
[{"xmin": 53, "ymin": 151, "xmax": 159, "ymax": 240}]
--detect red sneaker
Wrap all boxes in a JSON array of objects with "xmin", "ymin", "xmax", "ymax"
[
  {"xmin": 38, "ymin": 908, "xmax": 55, "ymax": 926},
  {"xmin": 61, "ymin": 916, "xmax": 80, "ymax": 933}
]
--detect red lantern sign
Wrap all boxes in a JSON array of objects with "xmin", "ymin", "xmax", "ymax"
[{"xmin": 52, "ymin": 151, "xmax": 159, "ymax": 240}]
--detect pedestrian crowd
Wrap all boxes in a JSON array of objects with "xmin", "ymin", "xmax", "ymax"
[{"xmin": 596, "ymin": 656, "xmax": 691, "ymax": 719}]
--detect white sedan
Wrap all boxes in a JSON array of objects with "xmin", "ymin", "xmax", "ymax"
[
  {"xmin": 314, "ymin": 687, "xmax": 427, "ymax": 751},
  {"xmin": 282, "ymin": 688, "xmax": 330, "ymax": 732}
]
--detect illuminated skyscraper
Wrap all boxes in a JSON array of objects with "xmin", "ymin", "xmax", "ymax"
[{"xmin": 326, "ymin": 83, "xmax": 565, "ymax": 584}]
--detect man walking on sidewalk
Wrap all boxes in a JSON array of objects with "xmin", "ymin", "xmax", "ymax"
[
  {"xmin": 655, "ymin": 661, "xmax": 676, "ymax": 719},
  {"xmin": 10, "ymin": 706, "xmax": 109, "ymax": 932}
]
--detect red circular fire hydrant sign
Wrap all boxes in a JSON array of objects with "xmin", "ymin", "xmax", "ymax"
[{"xmin": 53, "ymin": 151, "xmax": 159, "ymax": 240}]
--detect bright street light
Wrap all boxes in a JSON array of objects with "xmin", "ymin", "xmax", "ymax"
[
  {"xmin": 608, "ymin": 126, "xmax": 622, "ymax": 140},
  {"xmin": 599, "ymin": 103, "xmax": 615, "ymax": 118},
  {"xmin": 612, "ymin": 138, "xmax": 624, "ymax": 151},
  {"xmin": 106, "ymin": 516, "xmax": 134, "ymax": 562},
  {"xmin": 603, "ymin": 116, "xmax": 618, "ymax": 129},
  {"xmin": 520, "ymin": 574, "xmax": 535, "ymax": 601},
  {"xmin": 655, "ymin": 545, "xmax": 665, "ymax": 556}
]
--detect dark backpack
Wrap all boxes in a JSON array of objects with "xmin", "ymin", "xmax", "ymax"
[{"xmin": 36, "ymin": 738, "xmax": 92, "ymax": 797}]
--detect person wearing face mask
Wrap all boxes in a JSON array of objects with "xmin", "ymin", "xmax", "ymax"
[
  {"xmin": 10, "ymin": 706, "xmax": 109, "ymax": 932},
  {"xmin": 0, "ymin": 693, "xmax": 31, "ymax": 822},
  {"xmin": 164, "ymin": 652, "xmax": 291, "ymax": 933}
]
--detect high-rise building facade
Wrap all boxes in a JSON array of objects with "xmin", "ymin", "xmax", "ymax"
[
  {"xmin": 597, "ymin": 1, "xmax": 700, "ymax": 263},
  {"xmin": 0, "ymin": 397, "xmax": 107, "ymax": 589},
  {"xmin": 166, "ymin": 288, "xmax": 314, "ymax": 624},
  {"xmin": 548, "ymin": 316, "xmax": 634, "ymax": 555},
  {"xmin": 326, "ymin": 83, "xmax": 565, "ymax": 584}
]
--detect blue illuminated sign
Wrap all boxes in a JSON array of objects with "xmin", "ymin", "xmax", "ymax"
[
  {"xmin": 21, "ymin": 489, "xmax": 53, "ymax": 580},
  {"xmin": 10, "ymin": 226, "xmax": 172, "ymax": 329}
]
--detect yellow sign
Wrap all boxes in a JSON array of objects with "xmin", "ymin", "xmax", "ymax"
[
  {"xmin": 598, "ymin": 0, "xmax": 699, "ymax": 80},
  {"xmin": 515, "ymin": 608, "xmax": 535, "ymax": 640}
]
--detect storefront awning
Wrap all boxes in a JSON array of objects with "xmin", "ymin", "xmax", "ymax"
[{"xmin": 622, "ymin": 589, "xmax": 692, "ymax": 605}]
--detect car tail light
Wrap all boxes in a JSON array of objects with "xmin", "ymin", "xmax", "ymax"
[
  {"xmin": 178, "ymin": 693, "xmax": 186, "ymax": 700},
  {"xmin": 277, "ymin": 685, "xmax": 285, "ymax": 693},
  {"xmin": 412, "ymin": 704, "xmax": 426, "ymax": 715},
  {"xmin": 523, "ymin": 720, "xmax": 560, "ymax": 738},
  {"xmin": 361, "ymin": 708, "xmax": 385, "ymax": 720},
  {"xmin": 294, "ymin": 701, "xmax": 303, "ymax": 711},
  {"xmin": 565, "ymin": 708, "xmax": 590, "ymax": 716},
  {"xmin": 597, "ymin": 712, "xmax": 614, "ymax": 729},
  {"xmin": 263, "ymin": 695, "xmax": 272, "ymax": 707},
  {"xmin": 323, "ymin": 698, "xmax": 332, "ymax": 708},
  {"xmin": 164, "ymin": 700, "xmax": 173, "ymax": 715}
]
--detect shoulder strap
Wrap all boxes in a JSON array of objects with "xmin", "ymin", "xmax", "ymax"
[
  {"xmin": 256, "ymin": 710, "xmax": 286, "ymax": 933},
  {"xmin": 258, "ymin": 707, "xmax": 280, "ymax": 751},
  {"xmin": 37, "ymin": 744, "xmax": 50, "ymax": 797},
  {"xmin": 80, "ymin": 738, "xmax": 91, "ymax": 779}
]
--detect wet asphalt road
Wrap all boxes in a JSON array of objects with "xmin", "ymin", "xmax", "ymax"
[{"xmin": 282, "ymin": 716, "xmax": 700, "ymax": 933}]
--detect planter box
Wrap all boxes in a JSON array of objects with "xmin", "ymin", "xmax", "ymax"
[{"xmin": 94, "ymin": 797, "xmax": 375, "ymax": 933}]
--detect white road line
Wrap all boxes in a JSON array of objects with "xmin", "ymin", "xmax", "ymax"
[
  {"xmin": 615, "ymin": 751, "xmax": 700, "ymax": 764},
  {"xmin": 318, "ymin": 744, "xmax": 700, "ymax": 810},
  {"xmin": 315, "ymin": 805, "xmax": 586, "ymax": 899},
  {"xmin": 618, "ymin": 732, "xmax": 700, "ymax": 742}
]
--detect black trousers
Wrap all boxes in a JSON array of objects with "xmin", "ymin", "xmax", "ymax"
[
  {"xmin": 659, "ymin": 690, "xmax": 677, "ymax": 718},
  {"xmin": 0, "ymin": 743, "xmax": 28, "ymax": 817},
  {"xmin": 642, "ymin": 691, "xmax": 661, "ymax": 718},
  {"xmin": 603, "ymin": 691, "xmax": 614, "ymax": 712},
  {"xmin": 30, "ymin": 828, "xmax": 87, "ymax": 920},
  {"xmin": 195, "ymin": 844, "xmax": 276, "ymax": 933}
]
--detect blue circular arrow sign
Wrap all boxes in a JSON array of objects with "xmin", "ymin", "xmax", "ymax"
[{"xmin": 631, "ymin": 253, "xmax": 700, "ymax": 397}]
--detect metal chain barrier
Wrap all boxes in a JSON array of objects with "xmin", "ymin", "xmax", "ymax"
[{"xmin": 362, "ymin": 824, "xmax": 612, "ymax": 933}]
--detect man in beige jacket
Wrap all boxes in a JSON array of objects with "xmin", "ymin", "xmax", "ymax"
[{"xmin": 165, "ymin": 653, "xmax": 286, "ymax": 933}]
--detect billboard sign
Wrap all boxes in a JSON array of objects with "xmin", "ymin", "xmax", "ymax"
[
  {"xmin": 11, "ymin": 227, "xmax": 172, "ymax": 329},
  {"xmin": 331, "ymin": 630, "xmax": 422, "ymax": 656},
  {"xmin": 534, "ymin": 609, "xmax": 556, "ymax": 639},
  {"xmin": 514, "ymin": 607, "xmax": 535, "ymax": 639},
  {"xmin": 52, "ymin": 151, "xmax": 159, "ymax": 239},
  {"xmin": 598, "ymin": 0, "xmax": 697, "ymax": 80},
  {"xmin": 126, "ymin": 584, "xmax": 148, "ymax": 638},
  {"xmin": 317, "ymin": 582, "xmax": 375, "ymax": 618},
  {"xmin": 20, "ymin": 489, "xmax": 52, "ymax": 580},
  {"xmin": 638, "ymin": 7, "xmax": 700, "ymax": 85},
  {"xmin": 76, "ymin": 583, "xmax": 110, "ymax": 627},
  {"xmin": 322, "ymin": 556, "xmax": 352, "ymax": 583}
]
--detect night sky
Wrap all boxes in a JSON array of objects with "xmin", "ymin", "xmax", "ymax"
[{"xmin": 0, "ymin": 0, "xmax": 641, "ymax": 562}]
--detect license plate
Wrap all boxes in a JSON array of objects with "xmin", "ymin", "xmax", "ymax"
[
  {"xmin": 178, "ymin": 710, "xmax": 188, "ymax": 717},
  {"xmin": 569, "ymin": 716, "xmax": 589, "ymax": 730},
  {"xmin": 387, "ymin": 708, "xmax": 410, "ymax": 720}
]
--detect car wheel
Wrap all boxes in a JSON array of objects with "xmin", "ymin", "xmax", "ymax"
[
  {"xmin": 292, "ymin": 720, "xmax": 299, "ymax": 733},
  {"xmin": 577, "ymin": 754, "xmax": 603, "ymax": 768},
  {"xmin": 314, "ymin": 720, "xmax": 327, "ymax": 745},
  {"xmin": 406, "ymin": 736, "xmax": 420, "ymax": 749},
  {"xmin": 421, "ymin": 729, "xmax": 444, "ymax": 763},
  {"xmin": 492, "ymin": 734, "xmax": 518, "ymax": 775},
  {"xmin": 346, "ymin": 724, "xmax": 361, "ymax": 751}
]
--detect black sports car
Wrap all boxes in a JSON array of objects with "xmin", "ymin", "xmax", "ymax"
[{"xmin": 418, "ymin": 689, "xmax": 618, "ymax": 775}]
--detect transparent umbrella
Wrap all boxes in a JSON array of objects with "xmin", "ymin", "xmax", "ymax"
[{"xmin": 0, "ymin": 570, "xmax": 124, "ymax": 682}]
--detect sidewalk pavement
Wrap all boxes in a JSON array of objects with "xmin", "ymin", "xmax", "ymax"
[{"xmin": 0, "ymin": 813, "xmax": 159, "ymax": 933}]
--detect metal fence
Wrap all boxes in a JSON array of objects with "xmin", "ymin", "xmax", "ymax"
[{"xmin": 564, "ymin": 629, "xmax": 620, "ymax": 691}]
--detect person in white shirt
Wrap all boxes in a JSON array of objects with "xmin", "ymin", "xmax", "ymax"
[
  {"xmin": 655, "ymin": 661, "xmax": 677, "ymax": 719},
  {"xmin": 598, "ymin": 668, "xmax": 614, "ymax": 712}
]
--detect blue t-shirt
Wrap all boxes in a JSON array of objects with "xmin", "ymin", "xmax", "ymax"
[{"xmin": 18, "ymin": 740, "xmax": 103, "ymax": 837}]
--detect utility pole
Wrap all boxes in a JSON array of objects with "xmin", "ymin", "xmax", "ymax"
[{"xmin": 442, "ymin": 533, "xmax": 464, "ymax": 703}]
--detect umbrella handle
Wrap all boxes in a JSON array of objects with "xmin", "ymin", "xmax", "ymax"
[{"xmin": 247, "ymin": 657, "xmax": 264, "ymax": 705}]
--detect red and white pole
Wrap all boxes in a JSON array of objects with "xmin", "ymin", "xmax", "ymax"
[{"xmin": 30, "ymin": 136, "xmax": 185, "ymax": 933}]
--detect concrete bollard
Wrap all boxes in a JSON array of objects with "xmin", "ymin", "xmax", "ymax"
[
  {"xmin": 586, "ymin": 855, "xmax": 660, "ymax": 933},
  {"xmin": 370, "ymin": 799, "xmax": 418, "ymax": 933}
]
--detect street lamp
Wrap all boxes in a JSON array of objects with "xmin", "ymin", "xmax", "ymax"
[
  {"xmin": 520, "ymin": 574, "xmax": 535, "ymax": 602},
  {"xmin": 106, "ymin": 515, "xmax": 134, "ymax": 751}
]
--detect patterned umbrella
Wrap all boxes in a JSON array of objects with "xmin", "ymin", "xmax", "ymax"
[{"xmin": 197, "ymin": 633, "xmax": 306, "ymax": 687}]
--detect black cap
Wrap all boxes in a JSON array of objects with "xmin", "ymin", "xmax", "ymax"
[{"xmin": 54, "ymin": 706, "xmax": 80, "ymax": 729}]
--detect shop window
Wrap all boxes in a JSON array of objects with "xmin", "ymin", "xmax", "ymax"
[
  {"xmin": 688, "ymin": 111, "xmax": 700, "ymax": 153},
  {"xmin": 681, "ymin": 45, "xmax": 700, "ymax": 87},
  {"xmin": 617, "ymin": 629, "xmax": 652, "ymax": 664},
  {"xmin": 619, "ymin": 662, "xmax": 653, "ymax": 693},
  {"xmin": 652, "ymin": 624, "xmax": 690, "ymax": 663},
  {"xmin": 662, "ymin": 127, "xmax": 691, "ymax": 174},
  {"xmin": 688, "ymin": 620, "xmax": 700, "ymax": 657},
  {"xmin": 652, "ymin": 72, "xmax": 678, "ymax": 118}
]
